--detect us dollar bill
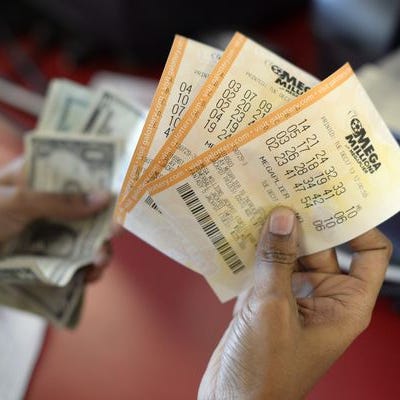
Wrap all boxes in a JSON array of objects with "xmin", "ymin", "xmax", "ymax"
[
  {"xmin": 37, "ymin": 79, "xmax": 94, "ymax": 133},
  {"xmin": 0, "ymin": 271, "xmax": 85, "ymax": 328},
  {"xmin": 79, "ymin": 90, "xmax": 146, "ymax": 190},
  {"xmin": 80, "ymin": 89, "xmax": 145, "ymax": 138},
  {"xmin": 0, "ymin": 134, "xmax": 119, "ymax": 287}
]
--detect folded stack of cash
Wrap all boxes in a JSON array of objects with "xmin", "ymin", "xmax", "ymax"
[{"xmin": 0, "ymin": 80, "xmax": 145, "ymax": 327}]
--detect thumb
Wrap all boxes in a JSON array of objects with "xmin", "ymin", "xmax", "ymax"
[
  {"xmin": 254, "ymin": 206, "xmax": 298, "ymax": 300},
  {"xmin": 18, "ymin": 190, "xmax": 111, "ymax": 221}
]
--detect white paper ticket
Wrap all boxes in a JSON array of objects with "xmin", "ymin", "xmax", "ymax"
[
  {"xmin": 145, "ymin": 64, "xmax": 400, "ymax": 301},
  {"xmin": 117, "ymin": 35, "xmax": 221, "ymax": 205},
  {"xmin": 115, "ymin": 35, "xmax": 222, "ymax": 270},
  {"xmin": 159, "ymin": 33, "xmax": 318, "ymax": 175},
  {"xmin": 117, "ymin": 32, "xmax": 319, "ymax": 276},
  {"xmin": 118, "ymin": 32, "xmax": 318, "ymax": 221}
]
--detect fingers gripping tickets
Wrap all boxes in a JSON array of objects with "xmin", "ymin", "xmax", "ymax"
[{"xmin": 199, "ymin": 212, "xmax": 392, "ymax": 400}]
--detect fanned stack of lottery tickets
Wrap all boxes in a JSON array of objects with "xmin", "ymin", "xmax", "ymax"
[
  {"xmin": 115, "ymin": 32, "xmax": 400, "ymax": 301},
  {"xmin": 0, "ymin": 80, "xmax": 145, "ymax": 327}
]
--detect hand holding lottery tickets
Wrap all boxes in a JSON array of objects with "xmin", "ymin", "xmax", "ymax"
[
  {"xmin": 118, "ymin": 33, "xmax": 400, "ymax": 302},
  {"xmin": 199, "ymin": 207, "xmax": 392, "ymax": 400}
]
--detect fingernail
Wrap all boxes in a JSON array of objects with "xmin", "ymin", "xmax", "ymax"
[
  {"xmin": 269, "ymin": 207, "xmax": 295, "ymax": 236},
  {"xmin": 86, "ymin": 191, "xmax": 110, "ymax": 206}
]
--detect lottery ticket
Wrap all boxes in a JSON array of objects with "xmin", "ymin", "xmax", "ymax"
[
  {"xmin": 116, "ymin": 35, "xmax": 222, "ymax": 269},
  {"xmin": 118, "ymin": 32, "xmax": 318, "ymax": 219},
  {"xmin": 145, "ymin": 64, "xmax": 400, "ymax": 301},
  {"xmin": 118, "ymin": 33, "xmax": 321, "ymax": 276}
]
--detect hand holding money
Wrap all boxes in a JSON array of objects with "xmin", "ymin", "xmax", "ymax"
[
  {"xmin": 0, "ymin": 79, "xmax": 145, "ymax": 327},
  {"xmin": 0, "ymin": 156, "xmax": 113, "ymax": 327},
  {"xmin": 0, "ymin": 156, "xmax": 110, "ymax": 243},
  {"xmin": 0, "ymin": 156, "xmax": 113, "ymax": 286}
]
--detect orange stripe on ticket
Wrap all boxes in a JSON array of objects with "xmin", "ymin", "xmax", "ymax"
[
  {"xmin": 114, "ymin": 35, "xmax": 187, "ymax": 223},
  {"xmin": 117, "ymin": 32, "xmax": 247, "ymax": 221},
  {"xmin": 147, "ymin": 63, "xmax": 354, "ymax": 196},
  {"xmin": 119, "ymin": 35, "xmax": 187, "ymax": 199}
]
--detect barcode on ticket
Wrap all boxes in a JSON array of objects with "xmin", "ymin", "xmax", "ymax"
[
  {"xmin": 177, "ymin": 183, "xmax": 245, "ymax": 274},
  {"xmin": 144, "ymin": 195, "xmax": 162, "ymax": 214}
]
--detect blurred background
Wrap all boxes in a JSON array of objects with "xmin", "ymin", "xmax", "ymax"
[{"xmin": 0, "ymin": 0, "xmax": 400, "ymax": 399}]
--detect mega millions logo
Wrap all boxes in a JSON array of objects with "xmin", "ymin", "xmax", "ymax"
[
  {"xmin": 345, "ymin": 118, "xmax": 381, "ymax": 174},
  {"xmin": 271, "ymin": 65, "xmax": 311, "ymax": 97}
]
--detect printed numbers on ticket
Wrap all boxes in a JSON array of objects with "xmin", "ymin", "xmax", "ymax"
[
  {"xmin": 115, "ymin": 35, "xmax": 222, "ymax": 271},
  {"xmin": 147, "ymin": 64, "xmax": 400, "ymax": 301},
  {"xmin": 118, "ymin": 32, "xmax": 318, "ymax": 220}
]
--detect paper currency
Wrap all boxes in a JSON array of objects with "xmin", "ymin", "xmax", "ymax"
[
  {"xmin": 0, "ymin": 81, "xmax": 127, "ymax": 327},
  {"xmin": 0, "ymin": 134, "xmax": 119, "ymax": 327},
  {"xmin": 0, "ymin": 271, "xmax": 85, "ymax": 328},
  {"xmin": 79, "ymin": 89, "xmax": 146, "ymax": 191},
  {"xmin": 37, "ymin": 79, "xmax": 93, "ymax": 132},
  {"xmin": 0, "ymin": 134, "xmax": 118, "ymax": 284},
  {"xmin": 25, "ymin": 135, "xmax": 116, "ymax": 282}
]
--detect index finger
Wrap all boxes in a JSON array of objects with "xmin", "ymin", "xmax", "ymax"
[
  {"xmin": 299, "ymin": 248, "xmax": 340, "ymax": 274},
  {"xmin": 348, "ymin": 228, "xmax": 392, "ymax": 296}
]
